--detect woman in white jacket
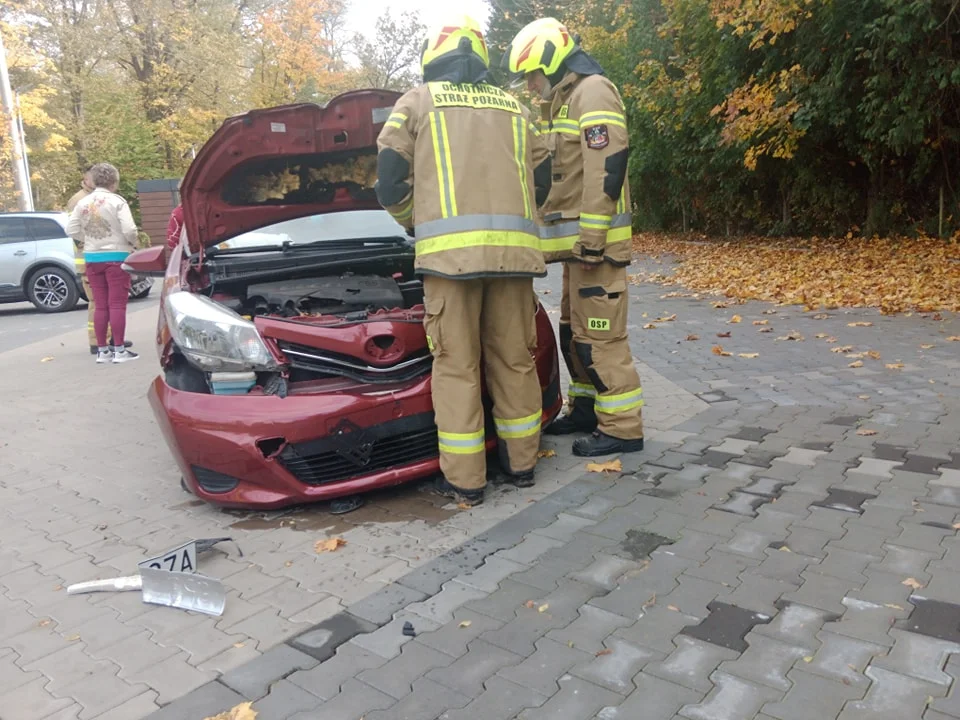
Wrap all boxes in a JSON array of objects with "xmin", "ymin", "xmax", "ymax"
[{"xmin": 66, "ymin": 163, "xmax": 140, "ymax": 364}]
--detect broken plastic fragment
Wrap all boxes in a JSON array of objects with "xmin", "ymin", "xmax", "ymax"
[
  {"xmin": 67, "ymin": 575, "xmax": 142, "ymax": 595},
  {"xmin": 140, "ymin": 568, "xmax": 226, "ymax": 616}
]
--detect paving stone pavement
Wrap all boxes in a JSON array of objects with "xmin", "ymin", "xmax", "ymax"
[{"xmin": 3, "ymin": 258, "xmax": 960, "ymax": 719}]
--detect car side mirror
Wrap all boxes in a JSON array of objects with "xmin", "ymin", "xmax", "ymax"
[{"xmin": 122, "ymin": 245, "xmax": 167, "ymax": 277}]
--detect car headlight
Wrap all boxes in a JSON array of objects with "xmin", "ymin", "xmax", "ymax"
[{"xmin": 165, "ymin": 292, "xmax": 278, "ymax": 372}]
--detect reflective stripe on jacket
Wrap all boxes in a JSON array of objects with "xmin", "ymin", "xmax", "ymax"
[
  {"xmin": 538, "ymin": 72, "xmax": 633, "ymax": 265},
  {"xmin": 376, "ymin": 82, "xmax": 551, "ymax": 279}
]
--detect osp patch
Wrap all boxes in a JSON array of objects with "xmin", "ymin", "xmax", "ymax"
[{"xmin": 584, "ymin": 124, "xmax": 609, "ymax": 149}]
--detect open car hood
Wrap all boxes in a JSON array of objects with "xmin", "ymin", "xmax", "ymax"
[{"xmin": 180, "ymin": 89, "xmax": 403, "ymax": 254}]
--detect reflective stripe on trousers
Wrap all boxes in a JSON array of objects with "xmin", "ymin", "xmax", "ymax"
[
  {"xmin": 595, "ymin": 388, "xmax": 644, "ymax": 414},
  {"xmin": 437, "ymin": 428, "xmax": 486, "ymax": 455},
  {"xmin": 568, "ymin": 381, "xmax": 597, "ymax": 399},
  {"xmin": 494, "ymin": 410, "xmax": 540, "ymax": 440}
]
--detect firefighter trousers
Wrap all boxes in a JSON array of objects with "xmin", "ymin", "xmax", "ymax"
[
  {"xmin": 559, "ymin": 261, "xmax": 644, "ymax": 440},
  {"xmin": 423, "ymin": 275, "xmax": 543, "ymax": 491}
]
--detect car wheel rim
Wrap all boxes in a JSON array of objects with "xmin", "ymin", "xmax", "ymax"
[{"xmin": 34, "ymin": 274, "xmax": 69, "ymax": 308}]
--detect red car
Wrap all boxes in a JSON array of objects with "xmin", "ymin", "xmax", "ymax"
[{"xmin": 124, "ymin": 89, "xmax": 563, "ymax": 510}]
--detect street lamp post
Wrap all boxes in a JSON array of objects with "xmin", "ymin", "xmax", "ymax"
[{"xmin": 0, "ymin": 30, "xmax": 32, "ymax": 211}]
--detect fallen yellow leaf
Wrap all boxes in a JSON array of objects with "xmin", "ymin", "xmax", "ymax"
[
  {"xmin": 777, "ymin": 332, "xmax": 805, "ymax": 341},
  {"xmin": 717, "ymin": 331, "xmax": 732, "ymax": 338},
  {"xmin": 753, "ymin": 320, "xmax": 769, "ymax": 326},
  {"xmin": 537, "ymin": 449, "xmax": 557, "ymax": 459},
  {"xmin": 825, "ymin": 337, "xmax": 838, "ymax": 343},
  {"xmin": 40, "ymin": 356, "xmax": 55, "ymax": 363},
  {"xmin": 859, "ymin": 395, "xmax": 871, "ymax": 399},
  {"xmin": 848, "ymin": 361, "xmax": 864, "ymax": 368},
  {"xmin": 729, "ymin": 315, "xmax": 743, "ymax": 324},
  {"xmin": 586, "ymin": 459, "xmax": 623, "ymax": 474},
  {"xmin": 595, "ymin": 648, "xmax": 614, "ymax": 657},
  {"xmin": 884, "ymin": 604, "xmax": 904, "ymax": 611},
  {"xmin": 538, "ymin": 604, "xmax": 549, "ymax": 613},
  {"xmin": 284, "ymin": 560, "xmax": 293, "ymax": 568},
  {"xmin": 832, "ymin": 346, "xmax": 854, "ymax": 353},
  {"xmin": 204, "ymin": 702, "xmax": 258, "ymax": 720},
  {"xmin": 643, "ymin": 323, "xmax": 657, "ymax": 330},
  {"xmin": 459, "ymin": 620, "xmax": 472, "ymax": 628},
  {"xmin": 866, "ymin": 351, "xmax": 881, "ymax": 360},
  {"xmin": 848, "ymin": 322, "xmax": 873, "ymax": 327},
  {"xmin": 642, "ymin": 593, "xmax": 657, "ymax": 609},
  {"xmin": 38, "ymin": 619, "xmax": 51, "ymax": 628},
  {"xmin": 713, "ymin": 301, "xmax": 730, "ymax": 309},
  {"xmin": 657, "ymin": 314, "xmax": 677, "ymax": 322},
  {"xmin": 686, "ymin": 334, "xmax": 700, "ymax": 341},
  {"xmin": 846, "ymin": 353, "xmax": 865, "ymax": 359},
  {"xmin": 233, "ymin": 642, "xmax": 245, "ymax": 648},
  {"xmin": 815, "ymin": 333, "xmax": 828, "ymax": 338},
  {"xmin": 886, "ymin": 363, "xmax": 905, "ymax": 370},
  {"xmin": 947, "ymin": 336, "xmax": 960, "ymax": 342},
  {"xmin": 67, "ymin": 634, "xmax": 80, "ymax": 641},
  {"xmin": 315, "ymin": 538, "xmax": 346, "ymax": 553},
  {"xmin": 953, "ymin": 523, "xmax": 960, "ymax": 530},
  {"xmin": 921, "ymin": 344, "xmax": 935, "ymax": 349},
  {"xmin": 457, "ymin": 503, "xmax": 471, "ymax": 510},
  {"xmin": 667, "ymin": 605, "xmax": 680, "ymax": 612},
  {"xmin": 758, "ymin": 327, "xmax": 774, "ymax": 333},
  {"xmin": 642, "ymin": 312, "xmax": 648, "ymax": 318},
  {"xmin": 739, "ymin": 353, "xmax": 760, "ymax": 359},
  {"xmin": 779, "ymin": 546, "xmax": 792, "ymax": 553},
  {"xmin": 525, "ymin": 600, "xmax": 536, "ymax": 609},
  {"xmin": 902, "ymin": 577, "xmax": 925, "ymax": 590},
  {"xmin": 856, "ymin": 428, "xmax": 878, "ymax": 436},
  {"xmin": 813, "ymin": 314, "xmax": 830, "ymax": 320},
  {"xmin": 803, "ymin": 656, "xmax": 813, "ymax": 663},
  {"xmin": 712, "ymin": 345, "xmax": 732, "ymax": 357}
]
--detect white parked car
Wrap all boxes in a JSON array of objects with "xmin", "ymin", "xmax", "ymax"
[{"xmin": 0, "ymin": 211, "xmax": 152, "ymax": 312}]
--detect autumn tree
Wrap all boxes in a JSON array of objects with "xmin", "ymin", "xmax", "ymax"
[
  {"xmin": 249, "ymin": 0, "xmax": 347, "ymax": 107},
  {"xmin": 350, "ymin": 10, "xmax": 425, "ymax": 91}
]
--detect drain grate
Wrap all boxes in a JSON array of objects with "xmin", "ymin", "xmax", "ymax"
[
  {"xmin": 812, "ymin": 488, "xmax": 876, "ymax": 515},
  {"xmin": 682, "ymin": 601, "xmax": 772, "ymax": 652}
]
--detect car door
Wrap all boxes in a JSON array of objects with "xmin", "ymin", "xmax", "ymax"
[
  {"xmin": 0, "ymin": 216, "xmax": 35, "ymax": 293},
  {"xmin": 25, "ymin": 216, "xmax": 76, "ymax": 274}
]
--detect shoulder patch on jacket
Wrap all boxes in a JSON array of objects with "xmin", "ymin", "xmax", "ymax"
[{"xmin": 584, "ymin": 124, "xmax": 609, "ymax": 149}]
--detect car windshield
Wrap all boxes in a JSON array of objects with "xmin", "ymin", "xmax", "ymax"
[{"xmin": 214, "ymin": 210, "xmax": 406, "ymax": 250}]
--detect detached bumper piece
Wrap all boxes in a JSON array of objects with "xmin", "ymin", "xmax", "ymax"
[{"xmin": 278, "ymin": 412, "xmax": 440, "ymax": 486}]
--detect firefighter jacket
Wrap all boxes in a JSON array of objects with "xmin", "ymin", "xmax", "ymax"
[
  {"xmin": 376, "ymin": 82, "xmax": 552, "ymax": 279},
  {"xmin": 538, "ymin": 71, "xmax": 633, "ymax": 265}
]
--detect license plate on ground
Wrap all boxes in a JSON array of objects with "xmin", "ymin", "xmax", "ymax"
[{"xmin": 138, "ymin": 541, "xmax": 198, "ymax": 574}]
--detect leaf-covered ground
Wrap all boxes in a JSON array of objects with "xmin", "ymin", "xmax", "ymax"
[{"xmin": 632, "ymin": 234, "xmax": 960, "ymax": 314}]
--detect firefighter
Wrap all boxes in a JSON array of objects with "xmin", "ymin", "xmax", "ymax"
[
  {"xmin": 376, "ymin": 15, "xmax": 553, "ymax": 506},
  {"xmin": 502, "ymin": 17, "xmax": 644, "ymax": 457},
  {"xmin": 66, "ymin": 168, "xmax": 100, "ymax": 353}
]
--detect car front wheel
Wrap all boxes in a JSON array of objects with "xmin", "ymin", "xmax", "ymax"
[{"xmin": 26, "ymin": 267, "xmax": 80, "ymax": 313}]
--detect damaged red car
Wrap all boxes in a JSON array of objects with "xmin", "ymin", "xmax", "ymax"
[{"xmin": 124, "ymin": 89, "xmax": 562, "ymax": 510}]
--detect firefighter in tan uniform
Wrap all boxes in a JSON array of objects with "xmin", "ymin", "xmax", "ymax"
[
  {"xmin": 376, "ymin": 16, "xmax": 553, "ymax": 506},
  {"xmin": 503, "ymin": 18, "xmax": 644, "ymax": 457}
]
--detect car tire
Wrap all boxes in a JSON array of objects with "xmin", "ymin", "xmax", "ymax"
[
  {"xmin": 130, "ymin": 285, "xmax": 152, "ymax": 300},
  {"xmin": 26, "ymin": 266, "xmax": 79, "ymax": 313}
]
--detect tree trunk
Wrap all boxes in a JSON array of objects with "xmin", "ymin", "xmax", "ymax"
[{"xmin": 864, "ymin": 161, "xmax": 888, "ymax": 237}]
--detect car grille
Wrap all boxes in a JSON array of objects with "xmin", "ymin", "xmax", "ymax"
[
  {"xmin": 277, "ymin": 413, "xmax": 440, "ymax": 486},
  {"xmin": 279, "ymin": 342, "xmax": 432, "ymax": 385}
]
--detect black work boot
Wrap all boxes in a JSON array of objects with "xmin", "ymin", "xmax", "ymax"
[
  {"xmin": 434, "ymin": 476, "xmax": 485, "ymax": 506},
  {"xmin": 89, "ymin": 345, "xmax": 98, "ymax": 355},
  {"xmin": 573, "ymin": 431, "xmax": 644, "ymax": 458},
  {"xmin": 544, "ymin": 397, "xmax": 597, "ymax": 436},
  {"xmin": 503, "ymin": 469, "xmax": 535, "ymax": 488}
]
